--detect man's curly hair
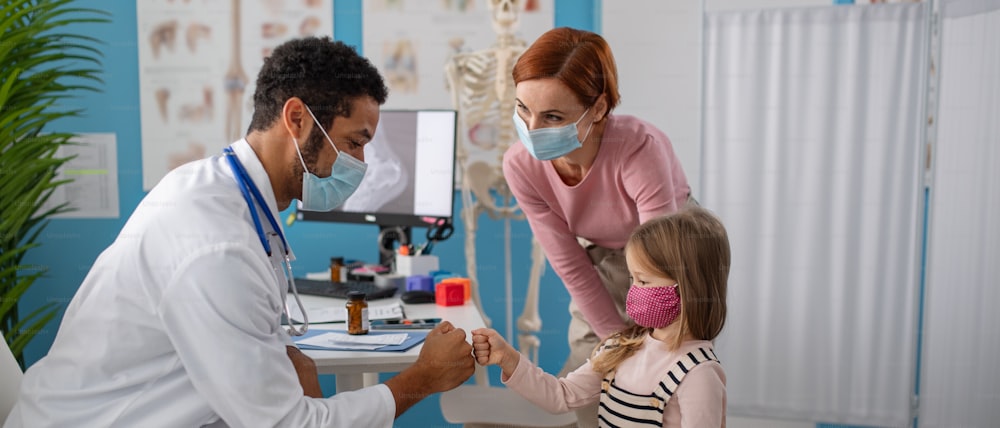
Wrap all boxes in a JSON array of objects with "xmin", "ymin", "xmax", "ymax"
[{"xmin": 247, "ymin": 36, "xmax": 388, "ymax": 135}]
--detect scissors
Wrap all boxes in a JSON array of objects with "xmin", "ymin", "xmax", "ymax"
[{"xmin": 419, "ymin": 218, "xmax": 454, "ymax": 255}]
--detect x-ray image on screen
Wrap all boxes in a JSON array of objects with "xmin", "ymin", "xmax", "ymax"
[{"xmin": 340, "ymin": 111, "xmax": 417, "ymax": 214}]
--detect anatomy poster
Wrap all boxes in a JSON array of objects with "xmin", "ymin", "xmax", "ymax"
[
  {"xmin": 137, "ymin": 0, "xmax": 333, "ymax": 190},
  {"xmin": 363, "ymin": 0, "xmax": 554, "ymax": 110}
]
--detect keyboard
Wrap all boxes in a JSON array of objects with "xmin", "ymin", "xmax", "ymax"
[{"xmin": 290, "ymin": 278, "xmax": 398, "ymax": 301}]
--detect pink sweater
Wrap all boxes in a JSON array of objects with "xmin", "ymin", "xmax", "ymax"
[
  {"xmin": 502, "ymin": 114, "xmax": 690, "ymax": 338},
  {"xmin": 503, "ymin": 336, "xmax": 726, "ymax": 427}
]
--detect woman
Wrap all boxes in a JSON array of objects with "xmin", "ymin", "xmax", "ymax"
[{"xmin": 503, "ymin": 27, "xmax": 692, "ymax": 427}]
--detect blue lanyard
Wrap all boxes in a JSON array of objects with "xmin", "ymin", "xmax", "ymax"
[
  {"xmin": 223, "ymin": 147, "xmax": 288, "ymax": 257},
  {"xmin": 223, "ymin": 146, "xmax": 310, "ymax": 336}
]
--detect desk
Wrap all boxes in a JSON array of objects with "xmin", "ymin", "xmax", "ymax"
[{"xmin": 293, "ymin": 294, "xmax": 487, "ymax": 393}]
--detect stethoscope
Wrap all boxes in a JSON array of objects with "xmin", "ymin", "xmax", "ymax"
[{"xmin": 223, "ymin": 146, "xmax": 309, "ymax": 336}]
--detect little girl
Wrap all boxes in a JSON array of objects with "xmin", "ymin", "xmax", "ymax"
[{"xmin": 472, "ymin": 206, "xmax": 730, "ymax": 427}]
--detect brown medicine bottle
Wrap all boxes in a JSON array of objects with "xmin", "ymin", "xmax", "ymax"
[
  {"xmin": 346, "ymin": 291, "xmax": 369, "ymax": 335},
  {"xmin": 330, "ymin": 257, "xmax": 344, "ymax": 283}
]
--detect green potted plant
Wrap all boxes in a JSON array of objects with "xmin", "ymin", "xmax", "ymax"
[{"xmin": 0, "ymin": 0, "xmax": 107, "ymax": 367}]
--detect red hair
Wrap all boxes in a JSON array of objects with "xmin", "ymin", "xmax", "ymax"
[{"xmin": 512, "ymin": 27, "xmax": 620, "ymax": 118}]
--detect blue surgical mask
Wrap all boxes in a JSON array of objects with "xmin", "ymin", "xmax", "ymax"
[
  {"xmin": 294, "ymin": 105, "xmax": 368, "ymax": 211},
  {"xmin": 512, "ymin": 107, "xmax": 594, "ymax": 161}
]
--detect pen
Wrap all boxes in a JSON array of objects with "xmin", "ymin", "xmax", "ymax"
[{"xmin": 370, "ymin": 318, "xmax": 442, "ymax": 329}]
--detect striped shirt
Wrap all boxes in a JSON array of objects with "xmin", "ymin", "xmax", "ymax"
[{"xmin": 598, "ymin": 347, "xmax": 720, "ymax": 427}]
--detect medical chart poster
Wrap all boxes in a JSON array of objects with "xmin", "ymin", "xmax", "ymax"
[
  {"xmin": 44, "ymin": 133, "xmax": 120, "ymax": 219},
  {"xmin": 137, "ymin": 0, "xmax": 333, "ymax": 190},
  {"xmin": 363, "ymin": 0, "xmax": 554, "ymax": 110}
]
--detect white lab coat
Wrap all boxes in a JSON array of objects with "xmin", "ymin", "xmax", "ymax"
[{"xmin": 4, "ymin": 140, "xmax": 395, "ymax": 428}]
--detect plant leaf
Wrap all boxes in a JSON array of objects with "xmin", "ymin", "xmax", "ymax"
[{"xmin": 1, "ymin": 0, "xmax": 107, "ymax": 364}]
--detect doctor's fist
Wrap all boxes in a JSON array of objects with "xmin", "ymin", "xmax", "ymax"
[
  {"xmin": 383, "ymin": 321, "xmax": 475, "ymax": 417},
  {"xmin": 413, "ymin": 321, "xmax": 474, "ymax": 393}
]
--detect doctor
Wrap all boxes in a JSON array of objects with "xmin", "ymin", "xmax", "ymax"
[{"xmin": 5, "ymin": 36, "xmax": 474, "ymax": 427}]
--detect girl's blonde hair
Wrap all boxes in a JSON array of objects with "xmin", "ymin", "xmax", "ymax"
[{"xmin": 591, "ymin": 207, "xmax": 731, "ymax": 375}]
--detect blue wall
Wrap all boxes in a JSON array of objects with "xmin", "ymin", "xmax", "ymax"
[{"xmin": 19, "ymin": 1, "xmax": 597, "ymax": 426}]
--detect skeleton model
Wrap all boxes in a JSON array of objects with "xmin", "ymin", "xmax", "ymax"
[
  {"xmin": 224, "ymin": 0, "xmax": 248, "ymax": 142},
  {"xmin": 444, "ymin": 0, "xmax": 548, "ymax": 377}
]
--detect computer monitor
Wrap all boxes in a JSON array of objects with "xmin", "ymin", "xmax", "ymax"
[{"xmin": 296, "ymin": 109, "xmax": 458, "ymax": 244}]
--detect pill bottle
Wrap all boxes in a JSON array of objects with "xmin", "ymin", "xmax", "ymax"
[
  {"xmin": 346, "ymin": 291, "xmax": 369, "ymax": 335},
  {"xmin": 330, "ymin": 257, "xmax": 344, "ymax": 283}
]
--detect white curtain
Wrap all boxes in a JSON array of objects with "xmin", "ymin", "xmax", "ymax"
[
  {"xmin": 920, "ymin": 1, "xmax": 1000, "ymax": 427},
  {"xmin": 703, "ymin": 4, "xmax": 927, "ymax": 426}
]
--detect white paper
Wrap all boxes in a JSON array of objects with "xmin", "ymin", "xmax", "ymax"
[
  {"xmin": 325, "ymin": 332, "xmax": 408, "ymax": 346},
  {"xmin": 305, "ymin": 270, "xmax": 331, "ymax": 280},
  {"xmin": 45, "ymin": 133, "xmax": 120, "ymax": 219},
  {"xmin": 287, "ymin": 300, "xmax": 404, "ymax": 324},
  {"xmin": 369, "ymin": 304, "xmax": 406, "ymax": 321}
]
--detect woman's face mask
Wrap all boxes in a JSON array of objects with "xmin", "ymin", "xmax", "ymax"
[
  {"xmin": 512, "ymin": 106, "xmax": 594, "ymax": 161},
  {"xmin": 294, "ymin": 105, "xmax": 368, "ymax": 211}
]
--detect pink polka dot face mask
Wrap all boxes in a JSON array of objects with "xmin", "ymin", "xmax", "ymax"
[{"xmin": 626, "ymin": 284, "xmax": 681, "ymax": 328}]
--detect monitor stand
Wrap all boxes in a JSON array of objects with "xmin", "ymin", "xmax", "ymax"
[{"xmin": 378, "ymin": 225, "xmax": 412, "ymax": 266}]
